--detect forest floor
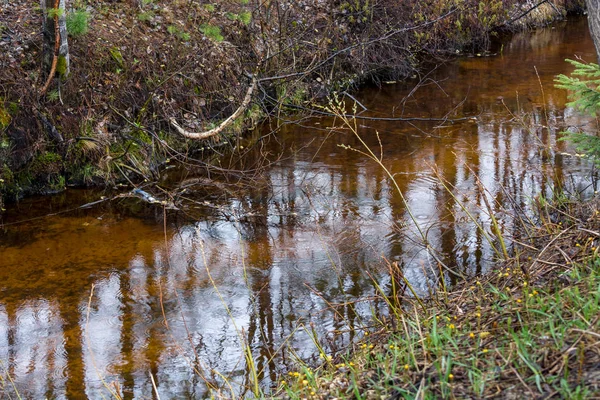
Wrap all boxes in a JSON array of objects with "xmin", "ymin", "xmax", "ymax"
[
  {"xmin": 0, "ymin": 0, "xmax": 584, "ymax": 210},
  {"xmin": 278, "ymin": 196, "xmax": 600, "ymax": 399}
]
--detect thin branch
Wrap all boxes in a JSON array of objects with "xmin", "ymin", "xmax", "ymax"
[
  {"xmin": 257, "ymin": 7, "xmax": 458, "ymax": 83},
  {"xmin": 497, "ymin": 0, "xmax": 551, "ymax": 29},
  {"xmin": 278, "ymin": 101, "xmax": 475, "ymax": 123}
]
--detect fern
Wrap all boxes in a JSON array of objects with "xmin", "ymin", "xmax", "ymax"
[{"xmin": 555, "ymin": 59, "xmax": 600, "ymax": 165}]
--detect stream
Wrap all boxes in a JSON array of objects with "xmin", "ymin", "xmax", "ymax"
[{"xmin": 0, "ymin": 17, "xmax": 598, "ymax": 399}]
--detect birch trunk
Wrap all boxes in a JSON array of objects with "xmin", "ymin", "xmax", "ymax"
[{"xmin": 42, "ymin": 0, "xmax": 69, "ymax": 77}]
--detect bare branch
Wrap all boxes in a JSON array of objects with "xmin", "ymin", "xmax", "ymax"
[
  {"xmin": 170, "ymin": 76, "xmax": 257, "ymax": 140},
  {"xmin": 257, "ymin": 7, "xmax": 458, "ymax": 83}
]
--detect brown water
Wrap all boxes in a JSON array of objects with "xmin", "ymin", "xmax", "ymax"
[{"xmin": 1, "ymin": 18, "xmax": 598, "ymax": 399}]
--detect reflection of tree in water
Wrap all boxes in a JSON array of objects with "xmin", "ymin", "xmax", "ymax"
[
  {"xmin": 59, "ymin": 296, "xmax": 85, "ymax": 398},
  {"xmin": 240, "ymin": 184, "xmax": 277, "ymax": 387}
]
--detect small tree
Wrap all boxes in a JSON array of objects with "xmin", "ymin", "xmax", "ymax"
[{"xmin": 555, "ymin": 59, "xmax": 600, "ymax": 164}]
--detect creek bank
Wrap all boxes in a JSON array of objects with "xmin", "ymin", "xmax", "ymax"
[
  {"xmin": 0, "ymin": 0, "xmax": 586, "ymax": 210},
  {"xmin": 280, "ymin": 196, "xmax": 600, "ymax": 399}
]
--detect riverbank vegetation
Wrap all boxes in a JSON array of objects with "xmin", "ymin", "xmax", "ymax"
[{"xmin": 0, "ymin": 0, "xmax": 585, "ymax": 210}]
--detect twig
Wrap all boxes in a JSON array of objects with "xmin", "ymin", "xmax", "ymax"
[
  {"xmin": 342, "ymin": 91, "xmax": 367, "ymax": 112},
  {"xmin": 528, "ymin": 228, "xmax": 570, "ymax": 278},
  {"xmin": 578, "ymin": 227, "xmax": 600, "ymax": 237},
  {"xmin": 257, "ymin": 8, "xmax": 457, "ymax": 83},
  {"xmin": 571, "ymin": 328, "xmax": 600, "ymax": 339},
  {"xmin": 498, "ymin": 0, "xmax": 551, "ymax": 28},
  {"xmin": 149, "ymin": 372, "xmax": 161, "ymax": 400}
]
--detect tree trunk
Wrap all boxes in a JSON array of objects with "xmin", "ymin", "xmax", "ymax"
[
  {"xmin": 42, "ymin": 0, "xmax": 69, "ymax": 77},
  {"xmin": 587, "ymin": 0, "xmax": 600, "ymax": 63}
]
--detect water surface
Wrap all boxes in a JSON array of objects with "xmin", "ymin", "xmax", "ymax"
[{"xmin": 0, "ymin": 18, "xmax": 598, "ymax": 399}]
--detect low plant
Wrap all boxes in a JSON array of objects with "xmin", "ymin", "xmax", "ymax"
[
  {"xmin": 66, "ymin": 8, "xmax": 89, "ymax": 37},
  {"xmin": 137, "ymin": 10, "xmax": 154, "ymax": 22},
  {"xmin": 167, "ymin": 24, "xmax": 190, "ymax": 41},
  {"xmin": 200, "ymin": 23, "xmax": 223, "ymax": 42}
]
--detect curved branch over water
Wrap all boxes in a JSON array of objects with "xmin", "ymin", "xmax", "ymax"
[{"xmin": 170, "ymin": 76, "xmax": 257, "ymax": 140}]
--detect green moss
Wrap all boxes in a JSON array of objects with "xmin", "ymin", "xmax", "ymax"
[
  {"xmin": 15, "ymin": 150, "xmax": 68, "ymax": 194},
  {"xmin": 30, "ymin": 151, "xmax": 64, "ymax": 181},
  {"xmin": 7, "ymin": 102, "xmax": 19, "ymax": 115},
  {"xmin": 47, "ymin": 175, "xmax": 66, "ymax": 192},
  {"xmin": 0, "ymin": 106, "xmax": 11, "ymax": 129},
  {"xmin": 56, "ymin": 55, "xmax": 68, "ymax": 77},
  {"xmin": 1, "ymin": 164, "xmax": 23, "ymax": 202},
  {"xmin": 70, "ymin": 163, "xmax": 99, "ymax": 186},
  {"xmin": 36, "ymin": 151, "xmax": 62, "ymax": 164},
  {"xmin": 109, "ymin": 47, "xmax": 124, "ymax": 68},
  {"xmin": 0, "ymin": 164, "xmax": 14, "ymax": 188}
]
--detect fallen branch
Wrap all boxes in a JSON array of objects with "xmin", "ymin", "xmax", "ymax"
[
  {"xmin": 37, "ymin": 111, "xmax": 64, "ymax": 142},
  {"xmin": 498, "ymin": 0, "xmax": 553, "ymax": 29},
  {"xmin": 170, "ymin": 76, "xmax": 257, "ymax": 140}
]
